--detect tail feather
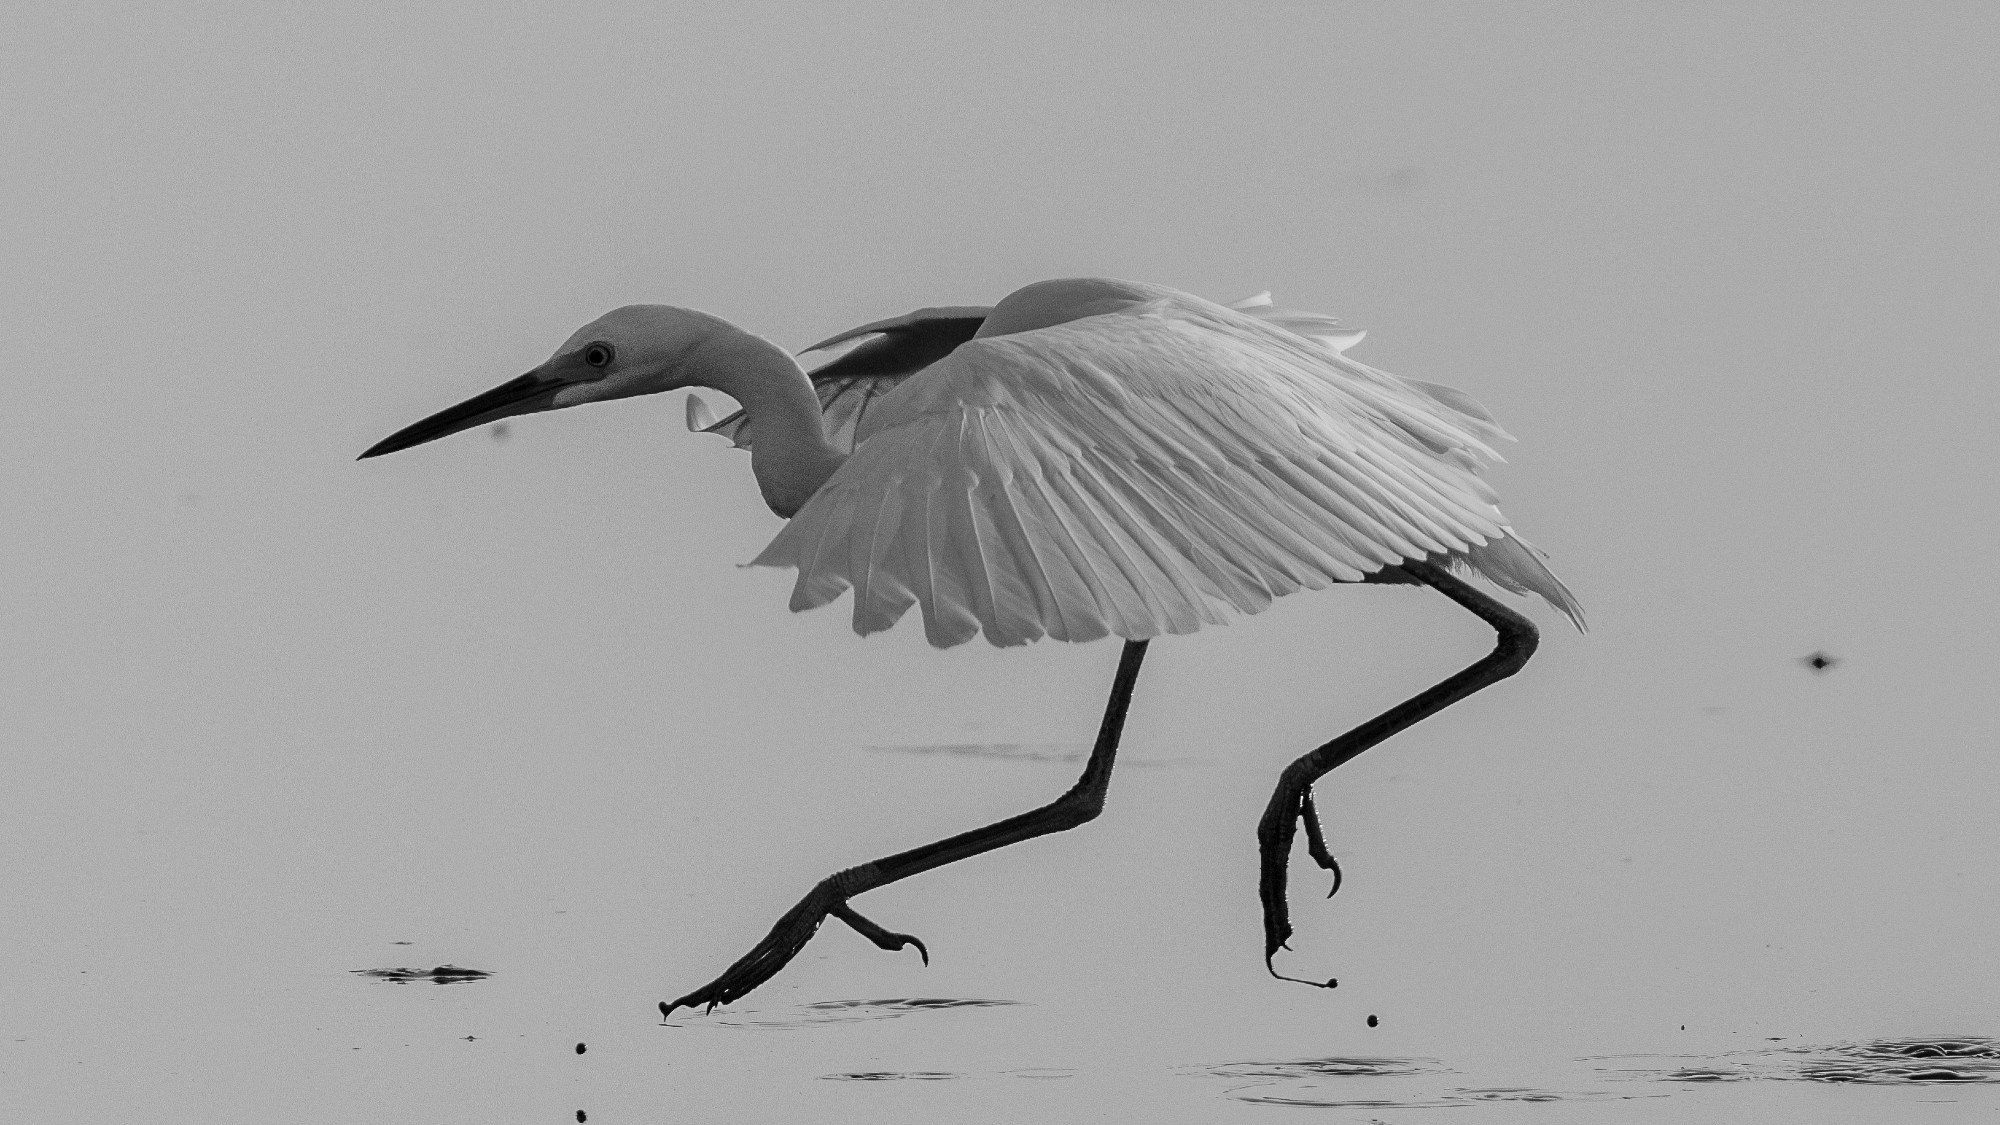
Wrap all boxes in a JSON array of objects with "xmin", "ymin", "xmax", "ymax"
[{"xmin": 1453, "ymin": 531, "xmax": 1587, "ymax": 632}]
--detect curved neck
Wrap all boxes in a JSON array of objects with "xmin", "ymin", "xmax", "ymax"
[{"xmin": 691, "ymin": 326, "xmax": 846, "ymax": 518}]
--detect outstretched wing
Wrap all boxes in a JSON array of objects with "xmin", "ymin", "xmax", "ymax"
[
  {"xmin": 688, "ymin": 295, "xmax": 1385, "ymax": 455},
  {"xmin": 688, "ymin": 306, "xmax": 990, "ymax": 454},
  {"xmin": 753, "ymin": 292, "xmax": 1583, "ymax": 648}
]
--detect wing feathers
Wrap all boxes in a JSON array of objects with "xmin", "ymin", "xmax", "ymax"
[
  {"xmin": 953, "ymin": 415, "xmax": 1043, "ymax": 645},
  {"xmin": 850, "ymin": 472, "xmax": 915, "ymax": 637},
  {"xmin": 1042, "ymin": 462, "xmax": 1172, "ymax": 637},
  {"xmin": 755, "ymin": 285, "xmax": 1581, "ymax": 645},
  {"xmin": 1459, "ymin": 531, "xmax": 1588, "ymax": 633},
  {"xmin": 986, "ymin": 410, "xmax": 1111, "ymax": 642},
  {"xmin": 1004, "ymin": 465, "xmax": 1114, "ymax": 642}
]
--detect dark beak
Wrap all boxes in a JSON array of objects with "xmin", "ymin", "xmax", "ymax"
[{"xmin": 358, "ymin": 372, "xmax": 563, "ymax": 459}]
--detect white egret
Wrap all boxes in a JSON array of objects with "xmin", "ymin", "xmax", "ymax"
[{"xmin": 360, "ymin": 277, "xmax": 1583, "ymax": 1016}]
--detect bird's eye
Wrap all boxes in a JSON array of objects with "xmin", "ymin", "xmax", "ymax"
[{"xmin": 582, "ymin": 343, "xmax": 614, "ymax": 368}]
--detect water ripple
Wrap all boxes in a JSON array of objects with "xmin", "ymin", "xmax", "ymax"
[
  {"xmin": 350, "ymin": 964, "xmax": 490, "ymax": 985},
  {"xmin": 1599, "ymin": 1037, "xmax": 2000, "ymax": 1086},
  {"xmin": 823, "ymin": 1071, "xmax": 965, "ymax": 1081},
  {"xmin": 1184, "ymin": 1056, "xmax": 1671, "ymax": 1109},
  {"xmin": 673, "ymin": 997, "xmax": 1021, "ymax": 1029},
  {"xmin": 1223, "ymin": 1083, "xmax": 1638, "ymax": 1109},
  {"xmin": 1187, "ymin": 1056, "xmax": 1448, "ymax": 1081},
  {"xmin": 820, "ymin": 1066, "xmax": 1075, "ymax": 1082}
]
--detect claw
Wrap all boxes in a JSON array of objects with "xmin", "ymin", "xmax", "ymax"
[
  {"xmin": 1298, "ymin": 789, "xmax": 1343, "ymax": 898},
  {"xmin": 1255, "ymin": 786, "xmax": 1349, "ymax": 990},
  {"xmin": 659, "ymin": 882, "xmax": 846, "ymax": 1019},
  {"xmin": 831, "ymin": 903, "xmax": 930, "ymax": 965},
  {"xmin": 1264, "ymin": 950, "xmax": 1339, "ymax": 989},
  {"xmin": 658, "ymin": 880, "xmax": 937, "ymax": 1020}
]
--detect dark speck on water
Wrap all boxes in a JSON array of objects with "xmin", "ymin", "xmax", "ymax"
[
  {"xmin": 1368, "ymin": 1015, "xmax": 1379, "ymax": 1028},
  {"xmin": 576, "ymin": 1042, "xmax": 586, "ymax": 1054},
  {"xmin": 1803, "ymin": 651, "xmax": 1839, "ymax": 672},
  {"xmin": 576, "ymin": 1112, "xmax": 585, "ymax": 1123}
]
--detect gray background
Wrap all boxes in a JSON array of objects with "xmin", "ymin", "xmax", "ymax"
[{"xmin": 5, "ymin": 2, "xmax": 1996, "ymax": 1120}]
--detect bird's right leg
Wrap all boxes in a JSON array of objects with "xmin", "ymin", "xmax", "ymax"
[
  {"xmin": 661, "ymin": 640, "xmax": 1149, "ymax": 1018},
  {"xmin": 1257, "ymin": 563, "xmax": 1539, "ymax": 987}
]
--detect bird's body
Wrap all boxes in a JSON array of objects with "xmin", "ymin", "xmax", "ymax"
[
  {"xmin": 753, "ymin": 278, "xmax": 1580, "ymax": 646},
  {"xmin": 362, "ymin": 276, "xmax": 1581, "ymax": 1015}
]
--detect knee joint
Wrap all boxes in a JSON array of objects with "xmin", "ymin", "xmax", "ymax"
[{"xmin": 1053, "ymin": 789, "xmax": 1104, "ymax": 827}]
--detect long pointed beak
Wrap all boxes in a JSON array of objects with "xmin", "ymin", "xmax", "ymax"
[{"xmin": 358, "ymin": 371, "xmax": 564, "ymax": 459}]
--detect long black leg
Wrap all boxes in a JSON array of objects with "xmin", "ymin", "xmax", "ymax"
[
  {"xmin": 1256, "ymin": 562, "xmax": 1539, "ymax": 986},
  {"xmin": 662, "ymin": 640, "xmax": 1150, "ymax": 1017}
]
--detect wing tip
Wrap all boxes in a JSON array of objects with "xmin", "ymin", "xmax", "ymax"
[{"xmin": 1457, "ymin": 532, "xmax": 1588, "ymax": 633}]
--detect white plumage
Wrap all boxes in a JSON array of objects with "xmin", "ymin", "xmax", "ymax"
[
  {"xmin": 753, "ymin": 281, "xmax": 1582, "ymax": 646},
  {"xmin": 359, "ymin": 274, "xmax": 1583, "ymax": 1015},
  {"xmin": 363, "ymin": 276, "xmax": 1582, "ymax": 648}
]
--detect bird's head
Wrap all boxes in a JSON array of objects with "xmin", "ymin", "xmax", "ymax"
[{"xmin": 360, "ymin": 304, "xmax": 728, "ymax": 459}]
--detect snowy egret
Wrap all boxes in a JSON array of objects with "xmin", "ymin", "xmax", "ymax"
[{"xmin": 360, "ymin": 277, "xmax": 1583, "ymax": 1016}]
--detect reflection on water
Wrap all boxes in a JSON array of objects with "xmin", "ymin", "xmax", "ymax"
[
  {"xmin": 1188, "ymin": 1056, "xmax": 1448, "ymax": 1080},
  {"xmin": 1600, "ymin": 1037, "xmax": 2000, "ymax": 1086},
  {"xmin": 1228, "ymin": 1085, "xmax": 1641, "ymax": 1109},
  {"xmin": 864, "ymin": 743, "xmax": 1203, "ymax": 768},
  {"xmin": 824, "ymin": 1071, "xmax": 964, "ymax": 1081},
  {"xmin": 822, "ymin": 1067, "xmax": 1075, "ymax": 1082},
  {"xmin": 865, "ymin": 743, "xmax": 1083, "ymax": 762},
  {"xmin": 350, "ymin": 964, "xmax": 491, "ymax": 984},
  {"xmin": 1178, "ymin": 1041, "xmax": 2000, "ymax": 1109},
  {"xmin": 1457, "ymin": 1086, "xmax": 1605, "ymax": 1102},
  {"xmin": 666, "ymin": 997, "xmax": 1021, "ymax": 1030},
  {"xmin": 1184, "ymin": 1056, "xmax": 1647, "ymax": 1109}
]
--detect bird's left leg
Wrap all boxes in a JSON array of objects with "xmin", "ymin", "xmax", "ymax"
[
  {"xmin": 661, "ymin": 640, "xmax": 1149, "ymax": 1018},
  {"xmin": 1257, "ymin": 562, "xmax": 1539, "ymax": 987}
]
